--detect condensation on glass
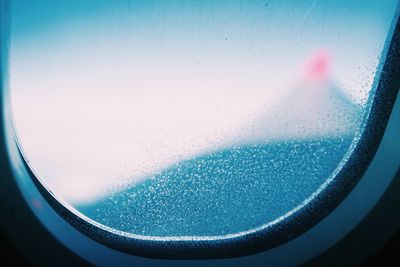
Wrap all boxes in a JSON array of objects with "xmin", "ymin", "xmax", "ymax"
[{"xmin": 10, "ymin": 1, "xmax": 398, "ymax": 239}]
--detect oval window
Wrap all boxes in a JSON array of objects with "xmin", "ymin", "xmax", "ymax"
[{"xmin": 9, "ymin": 0, "xmax": 400, "ymax": 258}]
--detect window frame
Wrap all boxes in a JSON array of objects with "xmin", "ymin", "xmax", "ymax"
[{"xmin": 0, "ymin": 1, "xmax": 399, "ymax": 263}]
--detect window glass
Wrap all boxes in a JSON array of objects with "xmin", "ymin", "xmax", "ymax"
[{"xmin": 10, "ymin": 0, "xmax": 398, "ymax": 238}]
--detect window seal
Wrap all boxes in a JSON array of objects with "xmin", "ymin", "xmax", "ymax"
[{"xmin": 2, "ymin": 4, "xmax": 400, "ymax": 259}]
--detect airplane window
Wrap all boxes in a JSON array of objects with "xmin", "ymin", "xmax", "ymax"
[{"xmin": 7, "ymin": 0, "xmax": 400, "ymax": 259}]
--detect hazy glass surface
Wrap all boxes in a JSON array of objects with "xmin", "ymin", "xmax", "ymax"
[{"xmin": 10, "ymin": 1, "xmax": 398, "ymax": 238}]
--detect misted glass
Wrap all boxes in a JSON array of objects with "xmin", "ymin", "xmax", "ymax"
[{"xmin": 10, "ymin": 0, "xmax": 398, "ymax": 238}]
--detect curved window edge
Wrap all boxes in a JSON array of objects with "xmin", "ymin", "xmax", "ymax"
[{"xmin": 1, "ymin": 2, "xmax": 400, "ymax": 260}]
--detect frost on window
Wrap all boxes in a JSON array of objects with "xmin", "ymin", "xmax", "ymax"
[{"xmin": 10, "ymin": 1, "xmax": 398, "ymax": 238}]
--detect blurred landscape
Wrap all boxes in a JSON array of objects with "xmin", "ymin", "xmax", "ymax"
[{"xmin": 10, "ymin": 0, "xmax": 398, "ymax": 237}]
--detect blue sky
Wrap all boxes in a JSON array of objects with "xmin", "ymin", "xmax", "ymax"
[{"xmin": 10, "ymin": 1, "xmax": 399, "ymax": 204}]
